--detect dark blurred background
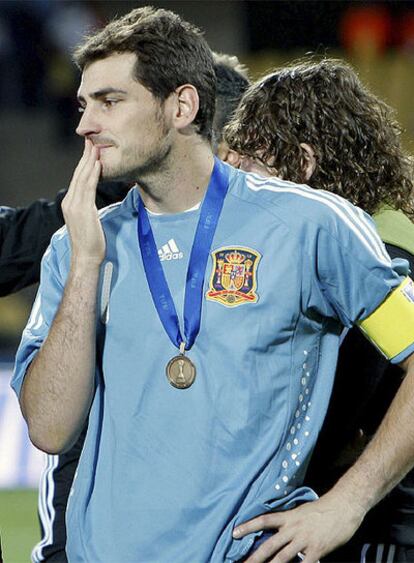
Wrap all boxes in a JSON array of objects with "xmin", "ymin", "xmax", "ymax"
[{"xmin": 1, "ymin": 0, "xmax": 414, "ymax": 355}]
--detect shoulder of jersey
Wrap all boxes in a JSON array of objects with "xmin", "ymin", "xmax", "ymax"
[
  {"xmin": 230, "ymin": 167, "xmax": 365, "ymax": 226},
  {"xmin": 230, "ymin": 167, "xmax": 390, "ymax": 266}
]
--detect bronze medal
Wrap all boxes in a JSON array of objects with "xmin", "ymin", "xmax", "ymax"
[{"xmin": 166, "ymin": 355, "xmax": 196, "ymax": 389}]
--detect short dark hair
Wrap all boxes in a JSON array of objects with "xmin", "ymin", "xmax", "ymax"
[
  {"xmin": 74, "ymin": 6, "xmax": 216, "ymax": 142},
  {"xmin": 212, "ymin": 53, "xmax": 250, "ymax": 150},
  {"xmin": 225, "ymin": 58, "xmax": 414, "ymax": 218}
]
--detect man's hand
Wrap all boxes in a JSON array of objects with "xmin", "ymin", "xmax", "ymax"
[
  {"xmin": 62, "ymin": 139, "xmax": 105, "ymax": 265},
  {"xmin": 233, "ymin": 492, "xmax": 365, "ymax": 563}
]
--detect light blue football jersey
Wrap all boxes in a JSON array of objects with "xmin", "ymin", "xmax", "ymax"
[{"xmin": 12, "ymin": 162, "xmax": 411, "ymax": 562}]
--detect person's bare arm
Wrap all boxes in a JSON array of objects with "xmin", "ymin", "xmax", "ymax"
[
  {"xmin": 233, "ymin": 352, "xmax": 414, "ymax": 563},
  {"xmin": 20, "ymin": 140, "xmax": 105, "ymax": 455}
]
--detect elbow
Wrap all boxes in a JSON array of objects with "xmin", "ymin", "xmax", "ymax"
[
  {"xmin": 30, "ymin": 439, "xmax": 63, "ymax": 455},
  {"xmin": 20, "ymin": 377, "xmax": 73, "ymax": 454},
  {"xmin": 27, "ymin": 424, "xmax": 70, "ymax": 455},
  {"xmin": 23, "ymin": 408, "xmax": 74, "ymax": 454}
]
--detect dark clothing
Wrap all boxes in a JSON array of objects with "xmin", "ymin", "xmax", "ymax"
[
  {"xmin": 0, "ymin": 182, "xmax": 129, "ymax": 561},
  {"xmin": 0, "ymin": 193, "xmax": 65, "ymax": 296},
  {"xmin": 36, "ymin": 427, "xmax": 87, "ymax": 563},
  {"xmin": 362, "ymin": 544, "xmax": 414, "ymax": 563},
  {"xmin": 324, "ymin": 542, "xmax": 414, "ymax": 563},
  {"xmin": 306, "ymin": 238, "xmax": 414, "ymax": 560},
  {"xmin": 0, "ymin": 182, "xmax": 129, "ymax": 296}
]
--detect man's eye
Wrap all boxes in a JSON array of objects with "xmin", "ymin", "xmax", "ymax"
[
  {"xmin": 78, "ymin": 106, "xmax": 85, "ymax": 114},
  {"xmin": 103, "ymin": 99, "xmax": 118, "ymax": 108}
]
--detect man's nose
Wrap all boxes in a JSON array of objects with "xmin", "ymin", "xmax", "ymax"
[{"xmin": 76, "ymin": 108, "xmax": 102, "ymax": 137}]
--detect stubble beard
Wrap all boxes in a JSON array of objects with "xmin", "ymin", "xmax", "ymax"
[
  {"xmin": 101, "ymin": 107, "xmax": 173, "ymax": 182},
  {"xmin": 101, "ymin": 143, "xmax": 172, "ymax": 182}
]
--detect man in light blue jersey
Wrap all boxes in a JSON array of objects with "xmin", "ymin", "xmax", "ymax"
[
  {"xmin": 11, "ymin": 8, "xmax": 414, "ymax": 563},
  {"xmin": 23, "ymin": 51, "xmax": 249, "ymax": 563}
]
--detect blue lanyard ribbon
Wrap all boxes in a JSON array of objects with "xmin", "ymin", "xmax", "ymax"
[{"xmin": 137, "ymin": 157, "xmax": 230, "ymax": 352}]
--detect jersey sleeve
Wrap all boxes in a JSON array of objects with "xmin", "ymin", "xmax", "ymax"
[
  {"xmin": 303, "ymin": 196, "xmax": 412, "ymax": 363},
  {"xmin": 11, "ymin": 233, "xmax": 69, "ymax": 397}
]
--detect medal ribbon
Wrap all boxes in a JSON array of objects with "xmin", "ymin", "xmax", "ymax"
[{"xmin": 137, "ymin": 157, "xmax": 230, "ymax": 352}]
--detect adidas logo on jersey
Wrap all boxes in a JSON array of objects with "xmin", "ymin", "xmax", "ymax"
[{"xmin": 158, "ymin": 239, "xmax": 184, "ymax": 261}]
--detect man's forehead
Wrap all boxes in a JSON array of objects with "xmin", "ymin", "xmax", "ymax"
[{"xmin": 78, "ymin": 52, "xmax": 138, "ymax": 95}]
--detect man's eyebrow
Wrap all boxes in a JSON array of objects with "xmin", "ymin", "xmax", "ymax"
[{"xmin": 77, "ymin": 88, "xmax": 128, "ymax": 104}]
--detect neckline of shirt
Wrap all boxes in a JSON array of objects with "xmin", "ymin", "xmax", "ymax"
[{"xmin": 146, "ymin": 202, "xmax": 201, "ymax": 216}]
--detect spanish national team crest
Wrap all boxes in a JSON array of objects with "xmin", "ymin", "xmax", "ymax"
[{"xmin": 206, "ymin": 246, "xmax": 261, "ymax": 307}]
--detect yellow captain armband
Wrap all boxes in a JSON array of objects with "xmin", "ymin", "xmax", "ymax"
[{"xmin": 358, "ymin": 277, "xmax": 414, "ymax": 361}]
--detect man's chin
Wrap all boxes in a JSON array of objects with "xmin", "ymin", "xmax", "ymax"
[{"xmin": 101, "ymin": 166, "xmax": 132, "ymax": 183}]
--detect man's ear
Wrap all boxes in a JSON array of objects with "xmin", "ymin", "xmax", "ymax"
[
  {"xmin": 217, "ymin": 142, "xmax": 242, "ymax": 167},
  {"xmin": 172, "ymin": 84, "xmax": 199, "ymax": 132},
  {"xmin": 300, "ymin": 143, "xmax": 317, "ymax": 182}
]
